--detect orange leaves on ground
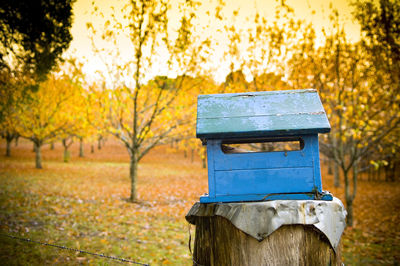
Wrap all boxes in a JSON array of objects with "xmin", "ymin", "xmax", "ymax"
[{"xmin": 0, "ymin": 138, "xmax": 399, "ymax": 264}]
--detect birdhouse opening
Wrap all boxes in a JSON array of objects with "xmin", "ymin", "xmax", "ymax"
[{"xmin": 221, "ymin": 137, "xmax": 304, "ymax": 154}]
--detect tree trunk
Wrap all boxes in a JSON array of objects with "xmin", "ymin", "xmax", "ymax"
[
  {"xmin": 191, "ymin": 148, "xmax": 194, "ymax": 163},
  {"xmin": 62, "ymin": 139, "xmax": 71, "ymax": 163},
  {"xmin": 346, "ymin": 198, "xmax": 354, "ymax": 226},
  {"xmin": 193, "ymin": 216, "xmax": 341, "ymax": 265},
  {"xmin": 385, "ymin": 157, "xmax": 395, "ymax": 182},
  {"xmin": 6, "ymin": 135, "xmax": 13, "ymax": 157},
  {"xmin": 334, "ymin": 161, "xmax": 340, "ymax": 187},
  {"xmin": 91, "ymin": 144, "xmax": 94, "ymax": 153},
  {"xmin": 261, "ymin": 142, "xmax": 267, "ymax": 151},
  {"xmin": 15, "ymin": 135, "xmax": 19, "ymax": 147},
  {"xmin": 50, "ymin": 142, "xmax": 54, "ymax": 150},
  {"xmin": 202, "ymin": 149, "xmax": 207, "ymax": 169},
  {"xmin": 63, "ymin": 149, "xmax": 70, "ymax": 162},
  {"xmin": 34, "ymin": 141, "xmax": 42, "ymax": 169},
  {"xmin": 129, "ymin": 154, "xmax": 138, "ymax": 202},
  {"xmin": 344, "ymin": 167, "xmax": 356, "ymax": 227},
  {"xmin": 98, "ymin": 136, "xmax": 102, "ymax": 150},
  {"xmin": 79, "ymin": 137, "xmax": 84, "ymax": 157},
  {"xmin": 328, "ymin": 160, "xmax": 333, "ymax": 175}
]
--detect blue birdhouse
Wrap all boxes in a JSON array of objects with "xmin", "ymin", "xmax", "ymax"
[{"xmin": 196, "ymin": 89, "xmax": 332, "ymax": 203}]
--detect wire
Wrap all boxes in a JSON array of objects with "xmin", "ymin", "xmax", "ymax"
[{"xmin": 0, "ymin": 233, "xmax": 149, "ymax": 266}]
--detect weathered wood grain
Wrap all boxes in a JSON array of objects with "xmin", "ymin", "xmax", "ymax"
[
  {"xmin": 193, "ymin": 216, "xmax": 341, "ymax": 266},
  {"xmin": 196, "ymin": 89, "xmax": 330, "ymax": 139}
]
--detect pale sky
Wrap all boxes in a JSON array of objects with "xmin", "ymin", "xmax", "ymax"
[{"xmin": 66, "ymin": 0, "xmax": 360, "ymax": 83}]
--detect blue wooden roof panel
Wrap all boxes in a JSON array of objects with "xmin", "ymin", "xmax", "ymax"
[
  {"xmin": 197, "ymin": 89, "xmax": 324, "ymax": 119},
  {"xmin": 196, "ymin": 89, "xmax": 330, "ymax": 139}
]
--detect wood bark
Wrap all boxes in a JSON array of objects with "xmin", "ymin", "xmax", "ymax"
[
  {"xmin": 79, "ymin": 137, "xmax": 84, "ymax": 157},
  {"xmin": 193, "ymin": 216, "xmax": 341, "ymax": 266},
  {"xmin": 202, "ymin": 149, "xmax": 207, "ymax": 169},
  {"xmin": 334, "ymin": 161, "xmax": 340, "ymax": 187},
  {"xmin": 6, "ymin": 136, "xmax": 12, "ymax": 157},
  {"xmin": 129, "ymin": 154, "xmax": 138, "ymax": 202},
  {"xmin": 62, "ymin": 138, "xmax": 73, "ymax": 163},
  {"xmin": 34, "ymin": 141, "xmax": 42, "ymax": 169},
  {"xmin": 98, "ymin": 135, "xmax": 102, "ymax": 150}
]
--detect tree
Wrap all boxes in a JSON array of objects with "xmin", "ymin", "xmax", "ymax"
[
  {"xmin": 287, "ymin": 7, "xmax": 400, "ymax": 226},
  {"xmin": 0, "ymin": 69, "xmax": 23, "ymax": 157},
  {"xmin": 223, "ymin": 70, "xmax": 248, "ymax": 92},
  {"xmin": 352, "ymin": 0, "xmax": 400, "ymax": 181},
  {"xmin": 89, "ymin": 0, "xmax": 208, "ymax": 202},
  {"xmin": 170, "ymin": 75, "xmax": 217, "ymax": 167},
  {"xmin": 86, "ymin": 84, "xmax": 109, "ymax": 155},
  {"xmin": 245, "ymin": 5, "xmax": 305, "ymax": 92},
  {"xmin": 353, "ymin": 0, "xmax": 400, "ymax": 81},
  {"xmin": 59, "ymin": 58, "xmax": 89, "ymax": 162},
  {"xmin": 16, "ymin": 72, "xmax": 85, "ymax": 168},
  {"xmin": 0, "ymin": 0, "xmax": 75, "ymax": 155},
  {"xmin": 0, "ymin": 0, "xmax": 74, "ymax": 83}
]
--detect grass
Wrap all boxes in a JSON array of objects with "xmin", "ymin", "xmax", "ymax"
[{"xmin": 0, "ymin": 139, "xmax": 399, "ymax": 265}]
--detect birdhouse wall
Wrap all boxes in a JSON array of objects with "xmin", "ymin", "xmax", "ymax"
[{"xmin": 201, "ymin": 134, "xmax": 323, "ymax": 203}]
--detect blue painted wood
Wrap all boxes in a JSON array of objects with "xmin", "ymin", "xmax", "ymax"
[
  {"xmin": 196, "ymin": 89, "xmax": 332, "ymax": 203},
  {"xmin": 196, "ymin": 89, "xmax": 330, "ymax": 140},
  {"xmin": 206, "ymin": 140, "xmax": 216, "ymax": 198},
  {"xmin": 200, "ymin": 135, "xmax": 328, "ymax": 203},
  {"xmin": 214, "ymin": 167, "xmax": 315, "ymax": 195},
  {"xmin": 199, "ymin": 192, "xmax": 333, "ymax": 203},
  {"xmin": 310, "ymin": 135, "xmax": 323, "ymax": 192}
]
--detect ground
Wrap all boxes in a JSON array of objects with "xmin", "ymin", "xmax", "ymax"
[{"xmin": 0, "ymin": 139, "xmax": 399, "ymax": 265}]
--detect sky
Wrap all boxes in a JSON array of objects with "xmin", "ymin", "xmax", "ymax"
[{"xmin": 66, "ymin": 0, "xmax": 360, "ymax": 83}]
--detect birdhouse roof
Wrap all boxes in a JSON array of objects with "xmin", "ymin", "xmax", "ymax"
[{"xmin": 196, "ymin": 89, "xmax": 330, "ymax": 140}]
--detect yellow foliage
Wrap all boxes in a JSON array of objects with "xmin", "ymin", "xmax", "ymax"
[{"xmin": 17, "ymin": 74, "xmax": 86, "ymax": 144}]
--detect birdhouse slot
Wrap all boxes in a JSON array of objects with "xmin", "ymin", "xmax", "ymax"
[{"xmin": 221, "ymin": 137, "xmax": 304, "ymax": 154}]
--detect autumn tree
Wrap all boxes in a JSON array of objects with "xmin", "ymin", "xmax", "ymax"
[
  {"xmin": 60, "ymin": 59, "xmax": 88, "ymax": 161},
  {"xmin": 16, "ymin": 71, "xmax": 85, "ymax": 168},
  {"xmin": 352, "ymin": 0, "xmax": 400, "ymax": 180},
  {"xmin": 0, "ymin": 70, "xmax": 23, "ymax": 157},
  {"xmin": 222, "ymin": 70, "xmax": 248, "ymax": 92},
  {"xmin": 0, "ymin": 0, "xmax": 75, "ymax": 158},
  {"xmin": 214, "ymin": 1, "xmax": 399, "ymax": 226},
  {"xmin": 171, "ymin": 75, "xmax": 218, "ymax": 167},
  {"xmin": 86, "ymin": 83, "xmax": 109, "ymax": 154},
  {"xmin": 287, "ymin": 7, "xmax": 400, "ymax": 226},
  {"xmin": 75, "ymin": 86, "xmax": 96, "ymax": 158},
  {"xmin": 89, "ymin": 0, "xmax": 208, "ymax": 202},
  {"xmin": 245, "ymin": 5, "xmax": 306, "ymax": 92}
]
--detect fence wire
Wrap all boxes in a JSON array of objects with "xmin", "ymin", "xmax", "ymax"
[{"xmin": 0, "ymin": 233, "xmax": 149, "ymax": 265}]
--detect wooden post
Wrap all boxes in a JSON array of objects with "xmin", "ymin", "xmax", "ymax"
[
  {"xmin": 192, "ymin": 216, "xmax": 341, "ymax": 266},
  {"xmin": 186, "ymin": 199, "xmax": 346, "ymax": 266},
  {"xmin": 191, "ymin": 90, "xmax": 345, "ymax": 265}
]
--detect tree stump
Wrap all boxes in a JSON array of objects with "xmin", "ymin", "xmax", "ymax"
[{"xmin": 192, "ymin": 215, "xmax": 341, "ymax": 266}]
